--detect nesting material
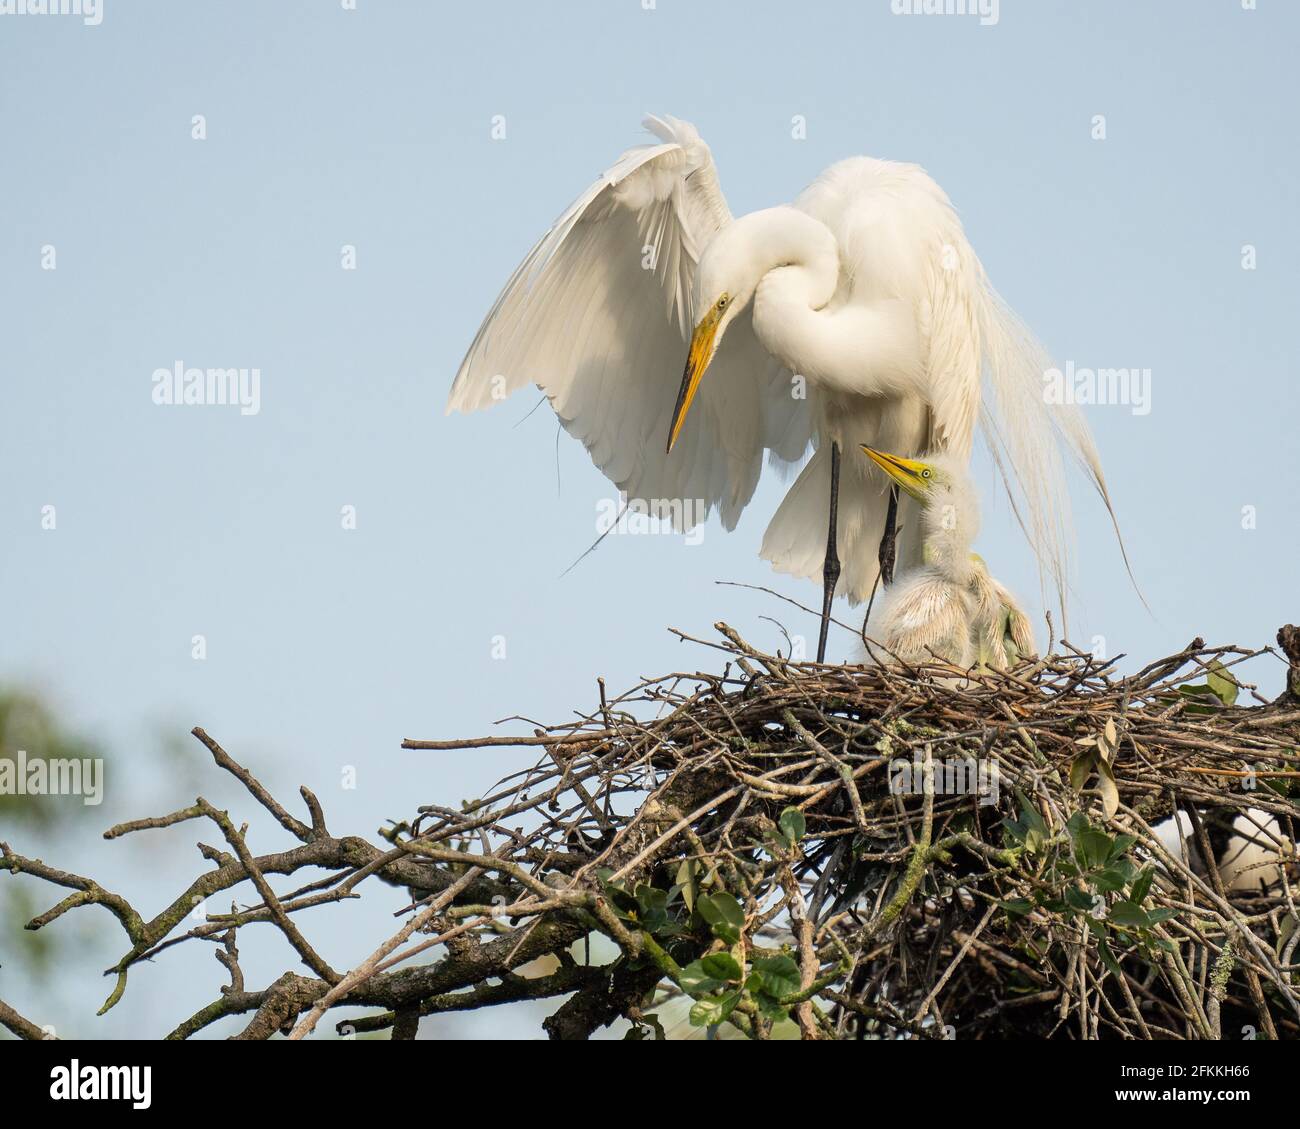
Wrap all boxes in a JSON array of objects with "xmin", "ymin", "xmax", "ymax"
[{"xmin": 406, "ymin": 623, "xmax": 1299, "ymax": 1039}]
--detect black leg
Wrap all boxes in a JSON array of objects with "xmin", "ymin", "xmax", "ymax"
[
  {"xmin": 877, "ymin": 485, "xmax": 900, "ymax": 586},
  {"xmin": 816, "ymin": 441, "xmax": 841, "ymax": 664}
]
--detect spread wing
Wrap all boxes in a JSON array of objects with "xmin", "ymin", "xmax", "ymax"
[{"xmin": 448, "ymin": 115, "xmax": 812, "ymax": 530}]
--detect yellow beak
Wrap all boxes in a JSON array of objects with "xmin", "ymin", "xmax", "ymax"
[
  {"xmin": 860, "ymin": 446, "xmax": 932, "ymax": 501},
  {"xmin": 667, "ymin": 312, "xmax": 720, "ymax": 454}
]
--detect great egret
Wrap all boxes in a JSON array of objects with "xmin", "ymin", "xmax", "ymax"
[
  {"xmin": 448, "ymin": 116, "xmax": 1121, "ymax": 658},
  {"xmin": 854, "ymin": 448, "xmax": 978, "ymax": 667},
  {"xmin": 969, "ymin": 554, "xmax": 1038, "ymax": 669},
  {"xmin": 854, "ymin": 446, "xmax": 1033, "ymax": 671},
  {"xmin": 852, "ymin": 444, "xmax": 1034, "ymax": 671},
  {"xmin": 1152, "ymin": 810, "xmax": 1294, "ymax": 894}
]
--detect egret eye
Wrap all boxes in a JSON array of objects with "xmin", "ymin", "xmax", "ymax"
[
  {"xmin": 717, "ymin": 296, "xmax": 728, "ymax": 310},
  {"xmin": 921, "ymin": 468, "xmax": 932, "ymax": 479}
]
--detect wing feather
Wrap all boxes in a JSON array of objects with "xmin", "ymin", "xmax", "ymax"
[{"xmin": 448, "ymin": 116, "xmax": 813, "ymax": 529}]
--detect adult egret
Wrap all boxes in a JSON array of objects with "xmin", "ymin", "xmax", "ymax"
[
  {"xmin": 448, "ymin": 116, "xmax": 1121, "ymax": 659},
  {"xmin": 855, "ymin": 447, "xmax": 1033, "ymax": 671}
]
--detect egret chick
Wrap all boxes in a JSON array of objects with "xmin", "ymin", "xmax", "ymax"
[
  {"xmin": 853, "ymin": 447, "xmax": 1035, "ymax": 670},
  {"xmin": 968, "ymin": 553, "xmax": 1038, "ymax": 669},
  {"xmin": 853, "ymin": 448, "xmax": 980, "ymax": 668}
]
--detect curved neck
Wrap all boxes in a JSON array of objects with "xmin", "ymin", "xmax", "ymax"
[
  {"xmin": 920, "ymin": 493, "xmax": 978, "ymax": 583},
  {"xmin": 742, "ymin": 207, "xmax": 840, "ymax": 372}
]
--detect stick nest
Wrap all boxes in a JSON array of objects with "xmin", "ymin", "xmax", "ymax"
[
  {"xmin": 404, "ymin": 623, "xmax": 1300, "ymax": 1040},
  {"xmin": 4, "ymin": 625, "xmax": 1299, "ymax": 1041}
]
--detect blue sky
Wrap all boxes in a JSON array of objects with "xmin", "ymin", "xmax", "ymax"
[{"xmin": 1, "ymin": 0, "xmax": 1296, "ymax": 1037}]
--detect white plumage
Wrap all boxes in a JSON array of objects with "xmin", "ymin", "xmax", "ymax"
[
  {"xmin": 449, "ymin": 116, "xmax": 805, "ymax": 533},
  {"xmin": 968, "ymin": 557, "xmax": 1039, "ymax": 670},
  {"xmin": 1152, "ymin": 810, "xmax": 1294, "ymax": 893},
  {"xmin": 855, "ymin": 450, "xmax": 1034, "ymax": 670},
  {"xmin": 858, "ymin": 450, "xmax": 979, "ymax": 667},
  {"xmin": 448, "ymin": 115, "xmax": 1120, "ymax": 618},
  {"xmin": 864, "ymin": 568, "xmax": 978, "ymax": 668}
]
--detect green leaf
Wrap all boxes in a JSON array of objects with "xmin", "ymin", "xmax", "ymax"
[
  {"xmin": 635, "ymin": 884, "xmax": 668, "ymax": 911},
  {"xmin": 1206, "ymin": 660, "xmax": 1239, "ymax": 706},
  {"xmin": 1065, "ymin": 885, "xmax": 1100, "ymax": 913},
  {"xmin": 755, "ymin": 993, "xmax": 789, "ymax": 1021},
  {"xmin": 1003, "ymin": 791, "xmax": 1049, "ymax": 853},
  {"xmin": 779, "ymin": 807, "xmax": 807, "ymax": 846},
  {"xmin": 713, "ymin": 923, "xmax": 741, "ymax": 945},
  {"xmin": 675, "ymin": 859, "xmax": 697, "ymax": 912},
  {"xmin": 1108, "ymin": 834, "xmax": 1138, "ymax": 862},
  {"xmin": 1077, "ymin": 829, "xmax": 1114, "ymax": 870},
  {"xmin": 1144, "ymin": 907, "xmax": 1178, "ymax": 925},
  {"xmin": 1098, "ymin": 939, "xmax": 1123, "ymax": 977},
  {"xmin": 1108, "ymin": 901, "xmax": 1151, "ymax": 928},
  {"xmin": 698, "ymin": 892, "xmax": 744, "ymax": 928},
  {"xmin": 698, "ymin": 893, "xmax": 745, "ymax": 944},
  {"xmin": 651, "ymin": 921, "xmax": 689, "ymax": 940},
  {"xmin": 688, "ymin": 990, "xmax": 741, "ymax": 1028},
  {"xmin": 1176, "ymin": 683, "xmax": 1222, "ymax": 714},
  {"xmin": 1093, "ymin": 866, "xmax": 1130, "ymax": 894},
  {"xmin": 1129, "ymin": 865, "xmax": 1155, "ymax": 905},
  {"xmin": 634, "ymin": 884, "xmax": 669, "ymax": 928},
  {"xmin": 599, "ymin": 881, "xmax": 641, "ymax": 919},
  {"xmin": 678, "ymin": 960, "xmax": 723, "ymax": 996},
  {"xmin": 1022, "ymin": 794, "xmax": 1048, "ymax": 836},
  {"xmin": 1000, "ymin": 897, "xmax": 1034, "ymax": 918},
  {"xmin": 752, "ymin": 954, "xmax": 801, "ymax": 999},
  {"xmin": 700, "ymin": 952, "xmax": 744, "ymax": 982}
]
